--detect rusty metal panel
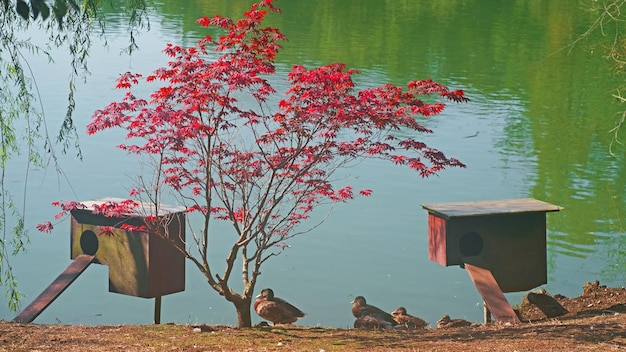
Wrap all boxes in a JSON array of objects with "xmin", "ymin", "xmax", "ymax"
[
  {"xmin": 12, "ymin": 254, "xmax": 95, "ymax": 323},
  {"xmin": 463, "ymin": 256, "xmax": 521, "ymax": 324}
]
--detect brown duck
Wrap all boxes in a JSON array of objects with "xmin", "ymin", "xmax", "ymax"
[
  {"xmin": 351, "ymin": 296, "xmax": 396, "ymax": 325},
  {"xmin": 353, "ymin": 311, "xmax": 395, "ymax": 330},
  {"xmin": 525, "ymin": 289, "xmax": 568, "ymax": 318},
  {"xmin": 391, "ymin": 307, "xmax": 429, "ymax": 329},
  {"xmin": 254, "ymin": 288, "xmax": 306, "ymax": 325},
  {"xmin": 436, "ymin": 315, "xmax": 474, "ymax": 329}
]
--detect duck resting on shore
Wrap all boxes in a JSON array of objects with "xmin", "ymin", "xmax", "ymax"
[
  {"xmin": 254, "ymin": 288, "xmax": 306, "ymax": 326},
  {"xmin": 391, "ymin": 307, "xmax": 429, "ymax": 329},
  {"xmin": 354, "ymin": 311, "xmax": 395, "ymax": 330},
  {"xmin": 351, "ymin": 296, "xmax": 397, "ymax": 325},
  {"xmin": 436, "ymin": 315, "xmax": 475, "ymax": 329}
]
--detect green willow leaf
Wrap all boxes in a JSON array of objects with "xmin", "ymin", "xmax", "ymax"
[
  {"xmin": 52, "ymin": 0, "xmax": 68, "ymax": 28},
  {"xmin": 33, "ymin": 0, "xmax": 50, "ymax": 20},
  {"xmin": 1, "ymin": 0, "xmax": 151, "ymax": 315},
  {"xmin": 30, "ymin": 1, "xmax": 39, "ymax": 18},
  {"xmin": 67, "ymin": 0, "xmax": 79, "ymax": 11},
  {"xmin": 16, "ymin": 0, "xmax": 30, "ymax": 20}
]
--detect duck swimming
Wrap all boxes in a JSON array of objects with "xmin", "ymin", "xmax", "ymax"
[
  {"xmin": 351, "ymin": 296, "xmax": 396, "ymax": 325},
  {"xmin": 254, "ymin": 288, "xmax": 306, "ymax": 325},
  {"xmin": 391, "ymin": 307, "xmax": 429, "ymax": 329}
]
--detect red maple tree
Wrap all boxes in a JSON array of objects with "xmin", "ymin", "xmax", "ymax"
[{"xmin": 39, "ymin": 0, "xmax": 469, "ymax": 327}]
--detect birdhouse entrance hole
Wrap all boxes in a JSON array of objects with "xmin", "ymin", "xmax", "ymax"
[
  {"xmin": 459, "ymin": 232, "xmax": 483, "ymax": 257},
  {"xmin": 80, "ymin": 230, "xmax": 98, "ymax": 256}
]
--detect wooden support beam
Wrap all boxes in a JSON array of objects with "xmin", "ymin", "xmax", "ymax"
[
  {"xmin": 462, "ymin": 256, "xmax": 521, "ymax": 324},
  {"xmin": 12, "ymin": 254, "xmax": 95, "ymax": 323},
  {"xmin": 154, "ymin": 296, "xmax": 162, "ymax": 324}
]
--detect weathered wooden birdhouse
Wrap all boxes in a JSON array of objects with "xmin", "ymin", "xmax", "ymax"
[
  {"xmin": 422, "ymin": 198, "xmax": 562, "ymax": 293},
  {"xmin": 70, "ymin": 197, "xmax": 186, "ymax": 298}
]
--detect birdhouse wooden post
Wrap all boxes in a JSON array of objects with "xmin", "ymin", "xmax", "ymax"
[
  {"xmin": 422, "ymin": 198, "xmax": 562, "ymax": 324},
  {"xmin": 70, "ymin": 197, "xmax": 186, "ymax": 323}
]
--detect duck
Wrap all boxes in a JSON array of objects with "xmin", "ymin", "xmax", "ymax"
[
  {"xmin": 391, "ymin": 307, "xmax": 429, "ymax": 329},
  {"xmin": 351, "ymin": 296, "xmax": 397, "ymax": 325},
  {"xmin": 353, "ymin": 311, "xmax": 395, "ymax": 330},
  {"xmin": 436, "ymin": 315, "xmax": 474, "ymax": 329},
  {"xmin": 525, "ymin": 289, "xmax": 568, "ymax": 318},
  {"xmin": 254, "ymin": 288, "xmax": 306, "ymax": 325}
]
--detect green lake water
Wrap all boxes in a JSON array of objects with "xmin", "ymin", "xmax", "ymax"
[{"xmin": 1, "ymin": 0, "xmax": 624, "ymax": 328}]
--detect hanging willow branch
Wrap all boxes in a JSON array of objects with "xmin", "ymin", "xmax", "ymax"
[
  {"xmin": 568, "ymin": 0, "xmax": 626, "ymax": 156},
  {"xmin": 0, "ymin": 0, "xmax": 150, "ymax": 313}
]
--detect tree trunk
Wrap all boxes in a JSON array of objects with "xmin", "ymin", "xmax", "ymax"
[{"xmin": 234, "ymin": 297, "xmax": 253, "ymax": 328}]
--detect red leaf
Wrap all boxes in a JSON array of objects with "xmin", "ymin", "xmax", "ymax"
[
  {"xmin": 359, "ymin": 189, "xmax": 372, "ymax": 197},
  {"xmin": 196, "ymin": 16, "xmax": 210, "ymax": 27},
  {"xmin": 99, "ymin": 226, "xmax": 116, "ymax": 237},
  {"xmin": 36, "ymin": 222, "xmax": 53, "ymax": 233}
]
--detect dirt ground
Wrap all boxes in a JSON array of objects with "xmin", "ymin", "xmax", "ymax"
[{"xmin": 1, "ymin": 280, "xmax": 625, "ymax": 351}]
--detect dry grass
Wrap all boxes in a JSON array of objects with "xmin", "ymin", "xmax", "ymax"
[{"xmin": 1, "ymin": 282, "xmax": 625, "ymax": 351}]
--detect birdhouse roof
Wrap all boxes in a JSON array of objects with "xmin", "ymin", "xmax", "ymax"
[
  {"xmin": 80, "ymin": 197, "xmax": 186, "ymax": 216},
  {"xmin": 421, "ymin": 198, "xmax": 562, "ymax": 219}
]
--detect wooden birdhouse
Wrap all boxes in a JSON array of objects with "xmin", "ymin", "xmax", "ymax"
[
  {"xmin": 422, "ymin": 198, "xmax": 562, "ymax": 292},
  {"xmin": 421, "ymin": 198, "xmax": 562, "ymax": 324},
  {"xmin": 70, "ymin": 197, "xmax": 186, "ymax": 298}
]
